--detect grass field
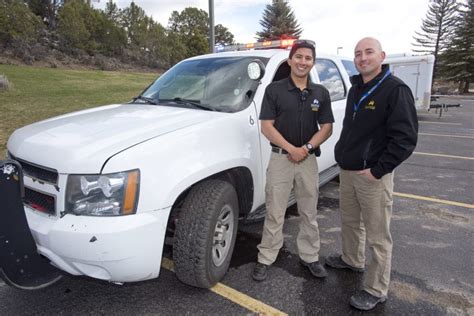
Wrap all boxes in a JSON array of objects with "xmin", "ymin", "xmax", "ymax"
[{"xmin": 0, "ymin": 65, "xmax": 158, "ymax": 154}]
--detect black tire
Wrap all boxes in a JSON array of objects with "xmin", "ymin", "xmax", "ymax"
[{"xmin": 173, "ymin": 180, "xmax": 239, "ymax": 288}]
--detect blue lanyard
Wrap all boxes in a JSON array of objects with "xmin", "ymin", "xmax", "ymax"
[{"xmin": 353, "ymin": 69, "xmax": 391, "ymax": 115}]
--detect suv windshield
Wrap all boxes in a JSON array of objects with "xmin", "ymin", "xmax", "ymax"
[{"xmin": 139, "ymin": 57, "xmax": 268, "ymax": 113}]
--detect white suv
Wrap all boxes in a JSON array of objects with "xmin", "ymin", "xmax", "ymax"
[{"xmin": 5, "ymin": 41, "xmax": 352, "ymax": 289}]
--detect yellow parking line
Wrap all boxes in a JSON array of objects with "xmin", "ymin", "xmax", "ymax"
[
  {"xmin": 161, "ymin": 257, "xmax": 175, "ymax": 271},
  {"xmin": 419, "ymin": 121, "xmax": 462, "ymax": 125},
  {"xmin": 419, "ymin": 132, "xmax": 474, "ymax": 139},
  {"xmin": 161, "ymin": 257, "xmax": 288, "ymax": 316},
  {"xmin": 394, "ymin": 192, "xmax": 474, "ymax": 209},
  {"xmin": 211, "ymin": 283, "xmax": 288, "ymax": 316},
  {"xmin": 413, "ymin": 152, "xmax": 474, "ymax": 160}
]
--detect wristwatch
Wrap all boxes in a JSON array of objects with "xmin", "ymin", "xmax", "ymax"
[{"xmin": 305, "ymin": 143, "xmax": 314, "ymax": 153}]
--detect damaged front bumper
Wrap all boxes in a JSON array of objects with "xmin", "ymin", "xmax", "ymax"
[{"xmin": 25, "ymin": 205, "xmax": 171, "ymax": 283}]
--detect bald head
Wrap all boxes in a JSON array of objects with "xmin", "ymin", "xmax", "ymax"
[
  {"xmin": 355, "ymin": 37, "xmax": 383, "ymax": 54},
  {"xmin": 353, "ymin": 37, "xmax": 386, "ymax": 83}
]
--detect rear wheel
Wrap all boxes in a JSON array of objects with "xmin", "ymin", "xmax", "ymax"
[{"xmin": 173, "ymin": 180, "xmax": 239, "ymax": 288}]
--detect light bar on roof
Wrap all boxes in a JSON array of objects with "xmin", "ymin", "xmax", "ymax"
[{"xmin": 218, "ymin": 39, "xmax": 296, "ymax": 53}]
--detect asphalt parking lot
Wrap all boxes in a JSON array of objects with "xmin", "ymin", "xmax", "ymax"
[{"xmin": 1, "ymin": 96, "xmax": 473, "ymax": 315}]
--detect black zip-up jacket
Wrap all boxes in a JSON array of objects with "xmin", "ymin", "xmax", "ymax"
[{"xmin": 334, "ymin": 65, "xmax": 418, "ymax": 179}]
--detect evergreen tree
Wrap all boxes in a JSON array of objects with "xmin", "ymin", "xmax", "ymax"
[
  {"xmin": 121, "ymin": 1, "xmax": 148, "ymax": 49},
  {"xmin": 94, "ymin": 10, "xmax": 127, "ymax": 56},
  {"xmin": 168, "ymin": 7, "xmax": 210, "ymax": 58},
  {"xmin": 58, "ymin": 0, "xmax": 123, "ymax": 54},
  {"xmin": 25, "ymin": 0, "xmax": 63, "ymax": 29},
  {"xmin": 0, "ymin": 0, "xmax": 44, "ymax": 45},
  {"xmin": 438, "ymin": 0, "xmax": 473, "ymax": 93},
  {"xmin": 57, "ymin": 0, "xmax": 90, "ymax": 51},
  {"xmin": 413, "ymin": 0, "xmax": 460, "ymax": 79},
  {"xmin": 215, "ymin": 24, "xmax": 234, "ymax": 46},
  {"xmin": 256, "ymin": 0, "xmax": 302, "ymax": 41},
  {"xmin": 104, "ymin": 0, "xmax": 121, "ymax": 26},
  {"xmin": 165, "ymin": 30, "xmax": 187, "ymax": 67}
]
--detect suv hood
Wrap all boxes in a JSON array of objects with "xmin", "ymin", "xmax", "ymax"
[{"xmin": 8, "ymin": 104, "xmax": 220, "ymax": 173}]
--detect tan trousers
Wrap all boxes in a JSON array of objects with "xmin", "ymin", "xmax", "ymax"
[
  {"xmin": 257, "ymin": 152, "xmax": 321, "ymax": 265},
  {"xmin": 339, "ymin": 169, "xmax": 394, "ymax": 297}
]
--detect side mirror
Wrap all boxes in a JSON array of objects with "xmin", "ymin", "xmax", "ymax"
[{"xmin": 247, "ymin": 60, "xmax": 266, "ymax": 81}]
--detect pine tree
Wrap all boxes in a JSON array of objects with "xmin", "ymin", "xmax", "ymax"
[
  {"xmin": 215, "ymin": 24, "xmax": 234, "ymax": 46},
  {"xmin": 0, "ymin": 0, "xmax": 44, "ymax": 45},
  {"xmin": 168, "ymin": 7, "xmax": 212, "ymax": 58},
  {"xmin": 104, "ymin": 0, "xmax": 121, "ymax": 26},
  {"xmin": 438, "ymin": 0, "xmax": 473, "ymax": 93},
  {"xmin": 25, "ymin": 0, "xmax": 63, "ymax": 29},
  {"xmin": 413, "ymin": 0, "xmax": 460, "ymax": 80},
  {"xmin": 256, "ymin": 0, "xmax": 302, "ymax": 41}
]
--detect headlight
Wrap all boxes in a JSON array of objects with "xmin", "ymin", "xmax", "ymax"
[{"xmin": 65, "ymin": 169, "xmax": 140, "ymax": 216}]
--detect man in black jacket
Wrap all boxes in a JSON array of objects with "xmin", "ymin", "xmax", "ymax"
[{"xmin": 326, "ymin": 37, "xmax": 418, "ymax": 310}]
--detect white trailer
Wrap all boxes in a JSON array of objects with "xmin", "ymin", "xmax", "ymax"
[{"xmin": 383, "ymin": 54, "xmax": 435, "ymax": 111}]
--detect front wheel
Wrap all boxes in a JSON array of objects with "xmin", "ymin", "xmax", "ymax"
[{"xmin": 173, "ymin": 180, "xmax": 239, "ymax": 288}]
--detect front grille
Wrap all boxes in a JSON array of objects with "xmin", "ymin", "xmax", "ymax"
[
  {"xmin": 24, "ymin": 187, "xmax": 56, "ymax": 215},
  {"xmin": 9, "ymin": 153, "xmax": 58, "ymax": 184}
]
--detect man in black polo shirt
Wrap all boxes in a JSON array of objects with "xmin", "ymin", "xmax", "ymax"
[{"xmin": 252, "ymin": 40, "xmax": 334, "ymax": 281}]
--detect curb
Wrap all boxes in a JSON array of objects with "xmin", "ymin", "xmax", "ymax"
[{"xmin": 432, "ymin": 94, "xmax": 474, "ymax": 100}]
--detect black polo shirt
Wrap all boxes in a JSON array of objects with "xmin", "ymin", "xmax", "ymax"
[{"xmin": 259, "ymin": 76, "xmax": 334, "ymax": 150}]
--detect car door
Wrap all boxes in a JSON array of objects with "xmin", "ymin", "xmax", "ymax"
[{"xmin": 313, "ymin": 57, "xmax": 349, "ymax": 171}]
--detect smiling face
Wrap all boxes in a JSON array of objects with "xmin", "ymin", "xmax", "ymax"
[
  {"xmin": 354, "ymin": 37, "xmax": 386, "ymax": 83},
  {"xmin": 288, "ymin": 47, "xmax": 314, "ymax": 80}
]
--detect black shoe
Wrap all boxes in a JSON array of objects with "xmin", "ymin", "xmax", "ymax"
[
  {"xmin": 252, "ymin": 262, "xmax": 268, "ymax": 281},
  {"xmin": 325, "ymin": 254, "xmax": 364, "ymax": 272},
  {"xmin": 350, "ymin": 290, "xmax": 387, "ymax": 311},
  {"xmin": 299, "ymin": 259, "xmax": 328, "ymax": 278}
]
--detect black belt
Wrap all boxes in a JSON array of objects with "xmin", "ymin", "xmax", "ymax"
[{"xmin": 271, "ymin": 147, "xmax": 288, "ymax": 154}]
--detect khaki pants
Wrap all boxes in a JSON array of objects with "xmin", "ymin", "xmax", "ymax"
[
  {"xmin": 257, "ymin": 152, "xmax": 321, "ymax": 265},
  {"xmin": 339, "ymin": 169, "xmax": 394, "ymax": 297}
]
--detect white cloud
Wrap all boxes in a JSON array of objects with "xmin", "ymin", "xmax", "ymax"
[
  {"xmin": 94, "ymin": 0, "xmax": 430, "ymax": 55},
  {"xmin": 291, "ymin": 0, "xmax": 429, "ymax": 55}
]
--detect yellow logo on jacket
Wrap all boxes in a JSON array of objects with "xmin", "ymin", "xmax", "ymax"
[{"xmin": 366, "ymin": 100, "xmax": 376, "ymax": 110}]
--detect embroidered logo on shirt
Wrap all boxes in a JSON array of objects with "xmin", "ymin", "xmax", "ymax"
[
  {"xmin": 311, "ymin": 98, "xmax": 320, "ymax": 112},
  {"xmin": 366, "ymin": 100, "xmax": 376, "ymax": 110}
]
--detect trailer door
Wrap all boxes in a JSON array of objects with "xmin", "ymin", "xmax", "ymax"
[{"xmin": 391, "ymin": 63, "xmax": 420, "ymax": 105}]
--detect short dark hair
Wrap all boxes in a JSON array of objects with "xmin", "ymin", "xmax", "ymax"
[{"xmin": 289, "ymin": 39, "xmax": 316, "ymax": 60}]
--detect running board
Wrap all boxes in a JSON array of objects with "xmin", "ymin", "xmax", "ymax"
[
  {"xmin": 242, "ymin": 164, "xmax": 340, "ymax": 223},
  {"xmin": 319, "ymin": 164, "xmax": 340, "ymax": 187}
]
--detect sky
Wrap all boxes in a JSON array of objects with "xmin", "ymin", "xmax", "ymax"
[{"xmin": 93, "ymin": 0, "xmax": 431, "ymax": 56}]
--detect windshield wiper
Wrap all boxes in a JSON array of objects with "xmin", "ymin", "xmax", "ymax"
[
  {"xmin": 131, "ymin": 95, "xmax": 158, "ymax": 105},
  {"xmin": 161, "ymin": 98, "xmax": 218, "ymax": 112}
]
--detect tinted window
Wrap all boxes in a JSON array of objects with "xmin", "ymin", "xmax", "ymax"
[
  {"xmin": 273, "ymin": 62, "xmax": 290, "ymax": 82},
  {"xmin": 315, "ymin": 59, "xmax": 346, "ymax": 101},
  {"xmin": 341, "ymin": 59, "xmax": 359, "ymax": 77}
]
